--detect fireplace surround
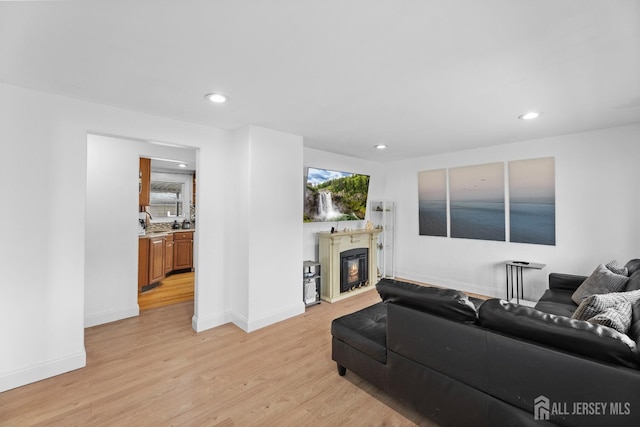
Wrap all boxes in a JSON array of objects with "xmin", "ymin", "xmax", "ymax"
[{"xmin": 318, "ymin": 229, "xmax": 381, "ymax": 303}]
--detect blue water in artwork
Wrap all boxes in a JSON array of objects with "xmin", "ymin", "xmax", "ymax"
[
  {"xmin": 419, "ymin": 200, "xmax": 447, "ymax": 236},
  {"xmin": 450, "ymin": 201, "xmax": 505, "ymax": 241},
  {"xmin": 510, "ymin": 202, "xmax": 555, "ymax": 245}
]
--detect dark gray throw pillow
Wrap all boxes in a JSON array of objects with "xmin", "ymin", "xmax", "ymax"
[{"xmin": 571, "ymin": 264, "xmax": 629, "ymax": 304}]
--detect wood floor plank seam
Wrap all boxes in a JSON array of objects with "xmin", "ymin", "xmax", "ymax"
[{"xmin": 0, "ymin": 284, "xmax": 440, "ymax": 426}]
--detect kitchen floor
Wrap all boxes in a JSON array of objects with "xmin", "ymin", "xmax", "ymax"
[{"xmin": 138, "ymin": 271, "xmax": 194, "ymax": 311}]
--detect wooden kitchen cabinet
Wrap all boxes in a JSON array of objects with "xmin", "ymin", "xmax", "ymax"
[
  {"xmin": 173, "ymin": 231, "xmax": 193, "ymax": 270},
  {"xmin": 192, "ymin": 172, "xmax": 196, "ymax": 205},
  {"xmin": 139, "ymin": 157, "xmax": 151, "ymax": 207},
  {"xmin": 164, "ymin": 233, "xmax": 174, "ymax": 274},
  {"xmin": 148, "ymin": 236, "xmax": 166, "ymax": 284},
  {"xmin": 138, "ymin": 238, "xmax": 149, "ymax": 291}
]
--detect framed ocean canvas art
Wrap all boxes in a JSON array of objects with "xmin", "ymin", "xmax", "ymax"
[
  {"xmin": 418, "ymin": 169, "xmax": 447, "ymax": 237},
  {"xmin": 449, "ymin": 162, "xmax": 505, "ymax": 241},
  {"xmin": 509, "ymin": 157, "xmax": 556, "ymax": 245}
]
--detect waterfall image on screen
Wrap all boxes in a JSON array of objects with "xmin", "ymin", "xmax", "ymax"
[
  {"xmin": 304, "ymin": 167, "xmax": 370, "ymax": 222},
  {"xmin": 317, "ymin": 191, "xmax": 338, "ymax": 220}
]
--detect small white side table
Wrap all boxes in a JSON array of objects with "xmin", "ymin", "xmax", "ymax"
[{"xmin": 505, "ymin": 261, "xmax": 546, "ymax": 305}]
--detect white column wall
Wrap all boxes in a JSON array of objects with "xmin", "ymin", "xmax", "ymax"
[{"xmin": 244, "ymin": 126, "xmax": 305, "ymax": 332}]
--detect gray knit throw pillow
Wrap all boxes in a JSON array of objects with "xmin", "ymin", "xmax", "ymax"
[
  {"xmin": 572, "ymin": 290, "xmax": 640, "ymax": 334},
  {"xmin": 586, "ymin": 301, "xmax": 632, "ymax": 333},
  {"xmin": 606, "ymin": 260, "xmax": 629, "ymax": 276},
  {"xmin": 571, "ymin": 264, "xmax": 629, "ymax": 304}
]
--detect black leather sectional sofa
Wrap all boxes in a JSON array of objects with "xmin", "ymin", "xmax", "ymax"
[{"xmin": 331, "ymin": 262, "xmax": 640, "ymax": 426}]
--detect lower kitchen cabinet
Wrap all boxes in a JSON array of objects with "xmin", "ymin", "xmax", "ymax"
[
  {"xmin": 148, "ymin": 236, "xmax": 166, "ymax": 284},
  {"xmin": 173, "ymin": 231, "xmax": 193, "ymax": 270},
  {"xmin": 138, "ymin": 238, "xmax": 149, "ymax": 291},
  {"xmin": 139, "ymin": 230, "xmax": 194, "ymax": 291},
  {"xmin": 164, "ymin": 233, "xmax": 174, "ymax": 274}
]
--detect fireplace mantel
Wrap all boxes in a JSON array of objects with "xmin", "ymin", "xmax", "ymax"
[{"xmin": 318, "ymin": 229, "xmax": 382, "ymax": 303}]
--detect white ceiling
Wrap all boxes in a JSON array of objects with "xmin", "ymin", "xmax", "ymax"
[{"xmin": 1, "ymin": 0, "xmax": 639, "ymax": 162}]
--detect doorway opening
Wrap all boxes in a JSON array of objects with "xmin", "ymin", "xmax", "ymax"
[{"xmin": 138, "ymin": 156, "xmax": 197, "ymax": 311}]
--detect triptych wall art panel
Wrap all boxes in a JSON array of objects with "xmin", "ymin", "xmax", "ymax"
[
  {"xmin": 418, "ymin": 169, "xmax": 447, "ymax": 237},
  {"xmin": 449, "ymin": 162, "xmax": 505, "ymax": 242},
  {"xmin": 417, "ymin": 157, "xmax": 555, "ymax": 245},
  {"xmin": 508, "ymin": 157, "xmax": 556, "ymax": 245}
]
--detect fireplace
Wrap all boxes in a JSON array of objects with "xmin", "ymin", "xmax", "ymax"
[
  {"xmin": 318, "ymin": 228, "xmax": 380, "ymax": 303},
  {"xmin": 340, "ymin": 248, "xmax": 369, "ymax": 293}
]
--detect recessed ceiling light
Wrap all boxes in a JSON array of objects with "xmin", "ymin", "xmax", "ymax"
[
  {"xmin": 205, "ymin": 93, "xmax": 228, "ymax": 103},
  {"xmin": 518, "ymin": 112, "xmax": 541, "ymax": 120},
  {"xmin": 178, "ymin": 163, "xmax": 188, "ymax": 168},
  {"xmin": 374, "ymin": 144, "xmax": 387, "ymax": 150}
]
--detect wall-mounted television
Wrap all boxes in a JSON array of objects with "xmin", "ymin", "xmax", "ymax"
[{"xmin": 304, "ymin": 167, "xmax": 371, "ymax": 222}]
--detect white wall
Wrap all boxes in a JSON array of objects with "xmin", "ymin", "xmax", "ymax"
[
  {"xmin": 0, "ymin": 82, "xmax": 305, "ymax": 392},
  {"xmin": 385, "ymin": 124, "xmax": 640, "ymax": 300},
  {"xmin": 244, "ymin": 126, "xmax": 305, "ymax": 331},
  {"xmin": 227, "ymin": 127, "xmax": 251, "ymax": 327},
  {"xmin": 85, "ymin": 135, "xmax": 197, "ymax": 327},
  {"xmin": 302, "ymin": 148, "xmax": 385, "ymax": 262}
]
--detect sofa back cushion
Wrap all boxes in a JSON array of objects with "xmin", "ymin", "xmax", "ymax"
[
  {"xmin": 626, "ymin": 270, "xmax": 640, "ymax": 292},
  {"xmin": 376, "ymin": 278, "xmax": 478, "ymax": 323},
  {"xmin": 625, "ymin": 259, "xmax": 640, "ymax": 276},
  {"xmin": 630, "ymin": 300, "xmax": 640, "ymax": 347},
  {"xmin": 478, "ymin": 299, "xmax": 639, "ymax": 368}
]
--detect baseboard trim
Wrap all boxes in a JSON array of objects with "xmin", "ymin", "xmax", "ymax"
[
  {"xmin": 192, "ymin": 302, "xmax": 306, "ymax": 333},
  {"xmin": 84, "ymin": 305, "xmax": 139, "ymax": 328},
  {"xmin": 192, "ymin": 310, "xmax": 232, "ymax": 333},
  {"xmin": 0, "ymin": 351, "xmax": 86, "ymax": 393},
  {"xmin": 244, "ymin": 302, "xmax": 305, "ymax": 333}
]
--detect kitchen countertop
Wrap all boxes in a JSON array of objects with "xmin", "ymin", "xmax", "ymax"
[{"xmin": 139, "ymin": 228, "xmax": 195, "ymax": 238}]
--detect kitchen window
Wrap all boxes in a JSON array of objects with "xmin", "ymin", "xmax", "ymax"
[{"xmin": 148, "ymin": 172, "xmax": 193, "ymax": 222}]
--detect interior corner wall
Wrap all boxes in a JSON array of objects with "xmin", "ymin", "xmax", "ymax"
[
  {"xmin": 227, "ymin": 127, "xmax": 251, "ymax": 329},
  {"xmin": 384, "ymin": 124, "xmax": 640, "ymax": 301},
  {"xmin": 0, "ymin": 82, "xmax": 232, "ymax": 392},
  {"xmin": 302, "ymin": 147, "xmax": 385, "ymax": 263}
]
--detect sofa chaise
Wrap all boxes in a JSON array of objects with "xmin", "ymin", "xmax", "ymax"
[{"xmin": 331, "ymin": 260, "xmax": 640, "ymax": 426}]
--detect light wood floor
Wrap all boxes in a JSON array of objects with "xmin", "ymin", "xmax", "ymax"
[
  {"xmin": 138, "ymin": 271, "xmax": 195, "ymax": 311},
  {"xmin": 0, "ymin": 287, "xmax": 439, "ymax": 426}
]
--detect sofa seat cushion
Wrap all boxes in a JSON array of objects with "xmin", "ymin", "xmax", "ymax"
[
  {"xmin": 479, "ymin": 299, "xmax": 639, "ymax": 369},
  {"xmin": 331, "ymin": 302, "xmax": 387, "ymax": 364},
  {"xmin": 376, "ymin": 278, "xmax": 478, "ymax": 323},
  {"xmin": 535, "ymin": 289, "xmax": 577, "ymax": 317}
]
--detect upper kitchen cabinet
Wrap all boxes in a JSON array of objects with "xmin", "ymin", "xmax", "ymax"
[
  {"xmin": 192, "ymin": 172, "xmax": 196, "ymax": 205},
  {"xmin": 139, "ymin": 157, "xmax": 151, "ymax": 206}
]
